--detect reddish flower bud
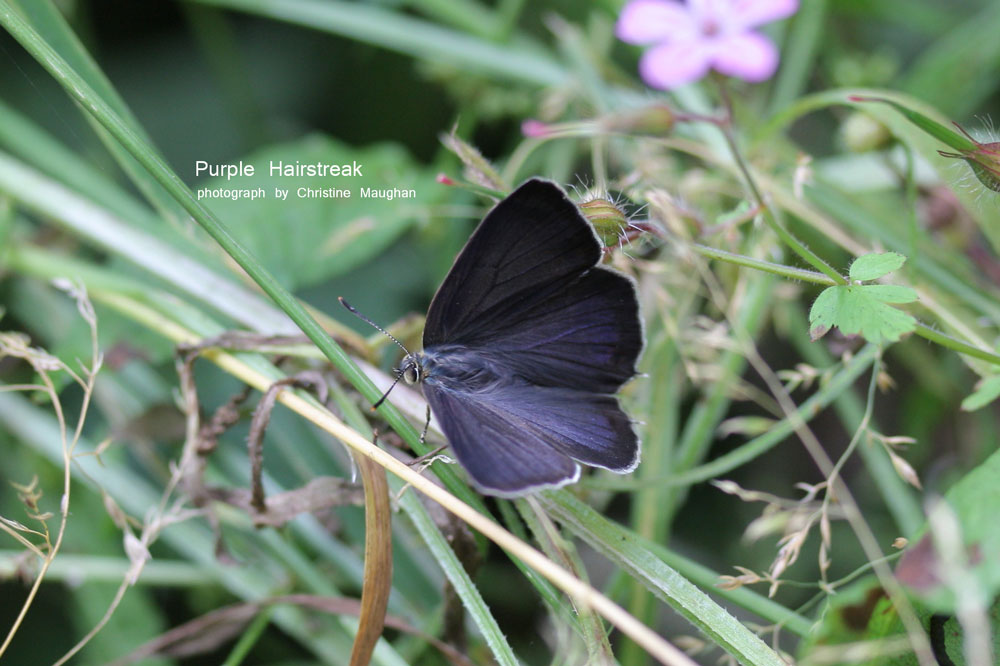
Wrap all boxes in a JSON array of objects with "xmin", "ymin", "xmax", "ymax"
[
  {"xmin": 521, "ymin": 119, "xmax": 552, "ymax": 138},
  {"xmin": 939, "ymin": 124, "xmax": 1000, "ymax": 193}
]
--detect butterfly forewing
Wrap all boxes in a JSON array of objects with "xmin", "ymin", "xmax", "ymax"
[
  {"xmin": 424, "ymin": 179, "xmax": 602, "ymax": 347},
  {"xmin": 423, "ymin": 179, "xmax": 641, "ymax": 393},
  {"xmin": 450, "ymin": 266, "xmax": 641, "ymax": 393}
]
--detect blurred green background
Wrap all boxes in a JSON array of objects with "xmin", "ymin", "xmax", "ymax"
[{"xmin": 1, "ymin": 0, "xmax": 999, "ymax": 664}]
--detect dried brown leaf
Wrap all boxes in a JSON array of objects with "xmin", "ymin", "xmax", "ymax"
[{"xmin": 350, "ymin": 451, "xmax": 393, "ymax": 666}]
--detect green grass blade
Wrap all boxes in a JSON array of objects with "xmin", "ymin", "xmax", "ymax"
[
  {"xmin": 541, "ymin": 491, "xmax": 791, "ymax": 666},
  {"xmin": 9, "ymin": 0, "xmax": 192, "ymax": 225},
  {"xmin": 0, "ymin": 2, "xmax": 482, "ymax": 507},
  {"xmin": 401, "ymin": 489, "xmax": 520, "ymax": 666},
  {"xmin": 192, "ymin": 0, "xmax": 567, "ymax": 86}
]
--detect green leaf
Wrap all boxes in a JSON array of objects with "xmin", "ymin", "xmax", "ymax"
[
  {"xmin": 541, "ymin": 492, "xmax": 792, "ymax": 666},
  {"xmin": 800, "ymin": 578, "xmax": 1000, "ymax": 665},
  {"xmin": 191, "ymin": 0, "xmax": 568, "ymax": 86},
  {"xmin": 812, "ymin": 252, "xmax": 917, "ymax": 344},
  {"xmin": 810, "ymin": 284, "xmax": 917, "ymax": 345},
  {"xmin": 201, "ymin": 135, "xmax": 435, "ymax": 291},
  {"xmin": 863, "ymin": 285, "xmax": 919, "ymax": 304},
  {"xmin": 849, "ymin": 252, "xmax": 907, "ymax": 282},
  {"xmin": 849, "ymin": 95, "xmax": 977, "ymax": 152},
  {"xmin": 896, "ymin": 447, "xmax": 1000, "ymax": 613},
  {"xmin": 962, "ymin": 375, "xmax": 1000, "ymax": 411}
]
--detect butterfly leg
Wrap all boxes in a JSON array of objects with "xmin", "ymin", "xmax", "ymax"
[
  {"xmin": 406, "ymin": 404, "xmax": 448, "ymax": 465},
  {"xmin": 409, "ymin": 444, "xmax": 448, "ymax": 468},
  {"xmin": 420, "ymin": 403, "xmax": 431, "ymax": 444}
]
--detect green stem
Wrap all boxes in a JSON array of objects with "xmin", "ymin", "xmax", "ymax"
[
  {"xmin": 914, "ymin": 323, "xmax": 1000, "ymax": 366},
  {"xmin": 587, "ymin": 344, "xmax": 879, "ymax": 491},
  {"xmin": 694, "ymin": 243, "xmax": 835, "ymax": 284},
  {"xmin": 785, "ymin": 303, "xmax": 923, "ymax": 536},
  {"xmin": 714, "ymin": 78, "xmax": 846, "ymax": 285},
  {"xmin": 623, "ymin": 331, "xmax": 682, "ymax": 666},
  {"xmin": 0, "ymin": 551, "xmax": 216, "ymax": 586},
  {"xmin": 694, "ymin": 243, "xmax": 1000, "ymax": 367},
  {"xmin": 542, "ymin": 491, "xmax": 797, "ymax": 664},
  {"xmin": 222, "ymin": 605, "xmax": 274, "ymax": 666},
  {"xmin": 661, "ymin": 268, "xmax": 773, "ymax": 523},
  {"xmin": 668, "ymin": 342, "xmax": 874, "ymax": 485}
]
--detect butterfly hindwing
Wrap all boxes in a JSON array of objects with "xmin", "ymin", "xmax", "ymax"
[{"xmin": 423, "ymin": 378, "xmax": 639, "ymax": 496}]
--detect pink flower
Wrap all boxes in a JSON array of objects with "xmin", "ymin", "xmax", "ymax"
[{"xmin": 617, "ymin": 0, "xmax": 799, "ymax": 90}]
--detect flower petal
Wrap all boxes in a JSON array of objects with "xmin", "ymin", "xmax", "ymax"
[
  {"xmin": 616, "ymin": 0, "xmax": 697, "ymax": 45},
  {"xmin": 686, "ymin": 0, "xmax": 738, "ymax": 33},
  {"xmin": 730, "ymin": 0, "xmax": 799, "ymax": 29},
  {"xmin": 709, "ymin": 31, "xmax": 779, "ymax": 82},
  {"xmin": 639, "ymin": 40, "xmax": 712, "ymax": 89}
]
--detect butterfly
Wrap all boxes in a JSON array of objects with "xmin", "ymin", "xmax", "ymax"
[{"xmin": 348, "ymin": 179, "xmax": 643, "ymax": 496}]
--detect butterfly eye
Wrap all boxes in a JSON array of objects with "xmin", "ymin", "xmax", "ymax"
[{"xmin": 403, "ymin": 365, "xmax": 420, "ymax": 385}]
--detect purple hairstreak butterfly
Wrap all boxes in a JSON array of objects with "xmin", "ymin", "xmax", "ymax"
[{"xmin": 343, "ymin": 179, "xmax": 642, "ymax": 496}]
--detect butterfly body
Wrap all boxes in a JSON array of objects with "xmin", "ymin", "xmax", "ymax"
[{"xmin": 397, "ymin": 179, "xmax": 644, "ymax": 497}]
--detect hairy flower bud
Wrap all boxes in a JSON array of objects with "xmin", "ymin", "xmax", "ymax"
[
  {"xmin": 939, "ymin": 128, "xmax": 1000, "ymax": 193},
  {"xmin": 579, "ymin": 197, "xmax": 630, "ymax": 248}
]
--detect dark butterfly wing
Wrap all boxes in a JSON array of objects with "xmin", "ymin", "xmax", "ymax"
[
  {"xmin": 424, "ymin": 179, "xmax": 600, "ymax": 345},
  {"xmin": 424, "ymin": 179, "xmax": 641, "ymax": 393},
  {"xmin": 423, "ymin": 379, "xmax": 639, "ymax": 496},
  {"xmin": 452, "ymin": 266, "xmax": 641, "ymax": 394}
]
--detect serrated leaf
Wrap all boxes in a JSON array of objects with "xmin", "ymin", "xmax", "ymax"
[
  {"xmin": 848, "ymin": 252, "xmax": 907, "ymax": 282},
  {"xmin": 961, "ymin": 375, "xmax": 1000, "ymax": 411},
  {"xmin": 808, "ymin": 285, "xmax": 842, "ymax": 340},
  {"xmin": 809, "ymin": 284, "xmax": 917, "ymax": 345},
  {"xmin": 862, "ymin": 284, "xmax": 919, "ymax": 303}
]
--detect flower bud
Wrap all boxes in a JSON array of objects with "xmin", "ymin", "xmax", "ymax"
[
  {"xmin": 940, "ymin": 136, "xmax": 1000, "ymax": 193},
  {"xmin": 579, "ymin": 197, "xmax": 630, "ymax": 248},
  {"xmin": 601, "ymin": 105, "xmax": 675, "ymax": 135},
  {"xmin": 521, "ymin": 119, "xmax": 552, "ymax": 138},
  {"xmin": 440, "ymin": 130, "xmax": 506, "ymax": 191},
  {"xmin": 841, "ymin": 111, "xmax": 891, "ymax": 153}
]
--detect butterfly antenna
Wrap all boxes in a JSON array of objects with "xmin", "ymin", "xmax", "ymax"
[
  {"xmin": 338, "ymin": 297, "xmax": 411, "ymax": 355},
  {"xmin": 372, "ymin": 373, "xmax": 403, "ymax": 410},
  {"xmin": 340, "ymin": 297, "xmax": 413, "ymax": 411}
]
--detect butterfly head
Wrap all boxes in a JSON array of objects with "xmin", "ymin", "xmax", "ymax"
[{"xmin": 400, "ymin": 353, "xmax": 425, "ymax": 385}]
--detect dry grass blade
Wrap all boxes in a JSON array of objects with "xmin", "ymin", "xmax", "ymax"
[
  {"xmin": 247, "ymin": 372, "xmax": 329, "ymax": 512},
  {"xmin": 349, "ymin": 445, "xmax": 393, "ymax": 666},
  {"xmin": 93, "ymin": 293, "xmax": 698, "ymax": 666},
  {"xmin": 107, "ymin": 595, "xmax": 475, "ymax": 666}
]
